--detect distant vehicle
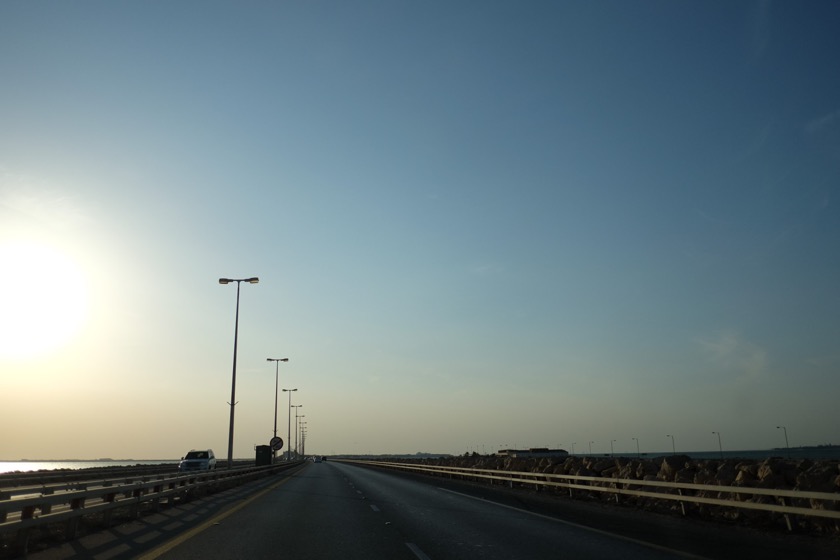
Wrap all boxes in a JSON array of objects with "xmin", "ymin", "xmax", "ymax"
[
  {"xmin": 178, "ymin": 449, "xmax": 216, "ymax": 472},
  {"xmin": 313, "ymin": 456, "xmax": 322, "ymax": 463}
]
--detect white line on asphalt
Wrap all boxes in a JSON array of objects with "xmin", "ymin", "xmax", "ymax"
[
  {"xmin": 406, "ymin": 542, "xmax": 432, "ymax": 560},
  {"xmin": 370, "ymin": 504, "xmax": 380, "ymax": 512},
  {"xmin": 436, "ymin": 487, "xmax": 711, "ymax": 560}
]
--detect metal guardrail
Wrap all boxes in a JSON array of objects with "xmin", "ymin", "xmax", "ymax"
[
  {"xmin": 0, "ymin": 464, "xmax": 178, "ymax": 490},
  {"xmin": 342, "ymin": 460, "xmax": 840, "ymax": 530},
  {"xmin": 0, "ymin": 462, "xmax": 302, "ymax": 538}
]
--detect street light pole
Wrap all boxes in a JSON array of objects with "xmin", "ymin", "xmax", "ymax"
[
  {"xmin": 712, "ymin": 431, "xmax": 723, "ymax": 459},
  {"xmin": 776, "ymin": 426, "xmax": 790, "ymax": 458},
  {"xmin": 282, "ymin": 388, "xmax": 297, "ymax": 460},
  {"xmin": 610, "ymin": 439, "xmax": 616, "ymax": 457},
  {"xmin": 299, "ymin": 421, "xmax": 307, "ymax": 457},
  {"xmin": 666, "ymin": 434, "xmax": 676, "ymax": 456},
  {"xmin": 632, "ymin": 437, "xmax": 640, "ymax": 458},
  {"xmin": 588, "ymin": 441, "xmax": 594, "ymax": 455},
  {"xmin": 292, "ymin": 406, "xmax": 303, "ymax": 457},
  {"xmin": 219, "ymin": 276, "xmax": 259, "ymax": 469},
  {"xmin": 266, "ymin": 358, "xmax": 289, "ymax": 450}
]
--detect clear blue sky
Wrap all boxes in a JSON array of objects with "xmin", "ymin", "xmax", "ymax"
[{"xmin": 2, "ymin": 1, "xmax": 839, "ymax": 459}]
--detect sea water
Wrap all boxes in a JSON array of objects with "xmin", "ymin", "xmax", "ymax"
[{"xmin": 0, "ymin": 460, "xmax": 178, "ymax": 475}]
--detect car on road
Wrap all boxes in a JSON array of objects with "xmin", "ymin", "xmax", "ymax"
[{"xmin": 178, "ymin": 449, "xmax": 216, "ymax": 472}]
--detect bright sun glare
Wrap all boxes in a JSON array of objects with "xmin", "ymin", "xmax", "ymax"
[{"xmin": 0, "ymin": 240, "xmax": 90, "ymax": 359}]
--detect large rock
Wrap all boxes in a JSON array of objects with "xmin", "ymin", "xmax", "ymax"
[
  {"xmin": 714, "ymin": 461, "xmax": 737, "ymax": 486},
  {"xmin": 636, "ymin": 460, "xmax": 658, "ymax": 479},
  {"xmin": 674, "ymin": 467, "xmax": 696, "ymax": 483},
  {"xmin": 658, "ymin": 455, "xmax": 691, "ymax": 481},
  {"xmin": 756, "ymin": 458, "xmax": 793, "ymax": 489},
  {"xmin": 591, "ymin": 458, "xmax": 617, "ymax": 474},
  {"xmin": 795, "ymin": 464, "xmax": 837, "ymax": 492}
]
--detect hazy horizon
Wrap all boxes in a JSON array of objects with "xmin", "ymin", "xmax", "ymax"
[
  {"xmin": 4, "ymin": 440, "xmax": 840, "ymax": 463},
  {"xmin": 2, "ymin": 2, "xmax": 839, "ymax": 461}
]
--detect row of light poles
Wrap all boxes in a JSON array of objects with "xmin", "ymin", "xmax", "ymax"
[
  {"xmin": 284, "ymin": 389, "xmax": 299, "ymax": 460},
  {"xmin": 703, "ymin": 428, "xmax": 790, "ymax": 459},
  {"xmin": 564, "ymin": 427, "xmax": 791, "ymax": 459},
  {"xmin": 220, "ymin": 276, "xmax": 307, "ymax": 468},
  {"xmin": 563, "ymin": 439, "xmax": 643, "ymax": 457}
]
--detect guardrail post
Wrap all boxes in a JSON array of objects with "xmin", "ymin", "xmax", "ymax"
[
  {"xmin": 41, "ymin": 488, "xmax": 55, "ymax": 515},
  {"xmin": 17, "ymin": 528, "xmax": 31, "ymax": 557},
  {"xmin": 677, "ymin": 489, "xmax": 686, "ymax": 516},
  {"xmin": 778, "ymin": 497, "xmax": 793, "ymax": 532},
  {"xmin": 152, "ymin": 484, "xmax": 164, "ymax": 511},
  {"xmin": 130, "ymin": 487, "xmax": 145, "ymax": 517},
  {"xmin": 103, "ymin": 492, "xmax": 117, "ymax": 525},
  {"xmin": 64, "ymin": 496, "xmax": 86, "ymax": 538}
]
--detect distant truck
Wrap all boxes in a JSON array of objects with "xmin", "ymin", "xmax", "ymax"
[{"xmin": 178, "ymin": 449, "xmax": 216, "ymax": 472}]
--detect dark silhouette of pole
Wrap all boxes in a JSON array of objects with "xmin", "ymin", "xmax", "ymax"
[
  {"xmin": 267, "ymin": 358, "xmax": 289, "ymax": 438},
  {"xmin": 299, "ymin": 418, "xmax": 306, "ymax": 456},
  {"xmin": 219, "ymin": 277, "xmax": 259, "ymax": 469},
  {"xmin": 666, "ymin": 434, "xmax": 676, "ymax": 456},
  {"xmin": 282, "ymin": 388, "xmax": 297, "ymax": 460},
  {"xmin": 292, "ymin": 406, "xmax": 303, "ymax": 457},
  {"xmin": 632, "ymin": 437, "xmax": 640, "ymax": 458},
  {"xmin": 267, "ymin": 358, "xmax": 289, "ymax": 457},
  {"xmin": 712, "ymin": 431, "xmax": 723, "ymax": 459},
  {"xmin": 777, "ymin": 426, "xmax": 790, "ymax": 458}
]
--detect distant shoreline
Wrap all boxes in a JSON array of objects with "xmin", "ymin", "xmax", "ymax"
[{"xmin": 2, "ymin": 445, "xmax": 839, "ymax": 464}]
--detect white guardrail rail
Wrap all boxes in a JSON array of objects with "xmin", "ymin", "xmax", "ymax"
[
  {"xmin": 342, "ymin": 459, "xmax": 840, "ymax": 531},
  {"xmin": 0, "ymin": 462, "xmax": 302, "ymax": 541}
]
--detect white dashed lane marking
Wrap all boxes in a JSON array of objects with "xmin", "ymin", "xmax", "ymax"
[{"xmin": 406, "ymin": 542, "xmax": 432, "ymax": 560}]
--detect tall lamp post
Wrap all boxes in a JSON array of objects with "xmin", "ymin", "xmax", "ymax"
[
  {"xmin": 632, "ymin": 437, "xmax": 640, "ymax": 458},
  {"xmin": 267, "ymin": 358, "xmax": 289, "ymax": 455},
  {"xmin": 610, "ymin": 439, "xmax": 616, "ymax": 457},
  {"xmin": 776, "ymin": 426, "xmax": 790, "ymax": 458},
  {"xmin": 282, "ymin": 388, "xmax": 298, "ymax": 460},
  {"xmin": 666, "ymin": 434, "xmax": 676, "ymax": 456},
  {"xmin": 588, "ymin": 441, "xmax": 594, "ymax": 455},
  {"xmin": 712, "ymin": 431, "xmax": 723, "ymax": 459},
  {"xmin": 219, "ymin": 276, "xmax": 259, "ymax": 468},
  {"xmin": 299, "ymin": 422, "xmax": 307, "ymax": 457},
  {"xmin": 292, "ymin": 406, "xmax": 304, "ymax": 457}
]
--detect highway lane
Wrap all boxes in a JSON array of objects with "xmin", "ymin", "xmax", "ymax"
[
  {"xmin": 20, "ymin": 461, "xmax": 838, "ymax": 560},
  {"xmin": 144, "ymin": 460, "xmax": 418, "ymax": 560},
  {"xmin": 144, "ymin": 461, "xmax": 693, "ymax": 560}
]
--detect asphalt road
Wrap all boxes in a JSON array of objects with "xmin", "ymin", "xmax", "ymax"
[{"xmin": 22, "ymin": 461, "xmax": 839, "ymax": 560}]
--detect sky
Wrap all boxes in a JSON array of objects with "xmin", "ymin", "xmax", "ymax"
[{"xmin": 1, "ymin": 1, "xmax": 839, "ymax": 460}]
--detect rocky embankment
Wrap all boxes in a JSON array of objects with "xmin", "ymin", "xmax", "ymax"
[{"xmin": 399, "ymin": 454, "xmax": 840, "ymax": 536}]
